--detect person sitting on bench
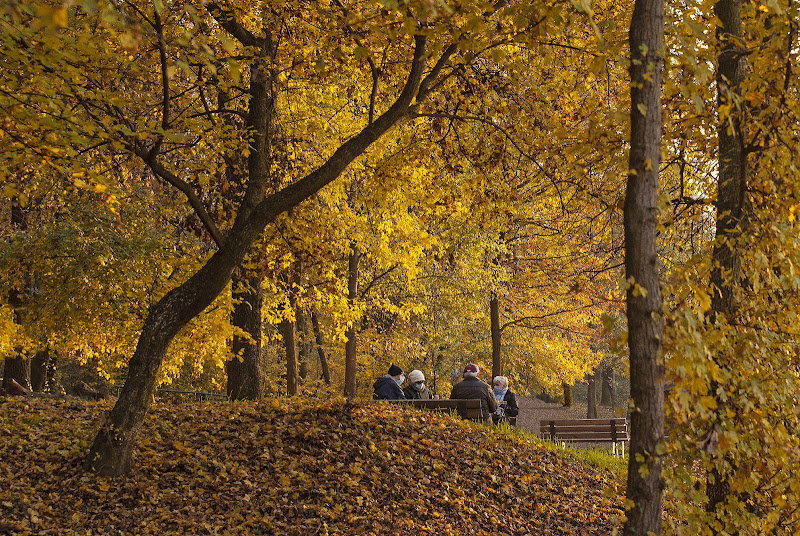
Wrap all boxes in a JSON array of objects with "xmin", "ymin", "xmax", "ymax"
[
  {"xmin": 373, "ymin": 364, "xmax": 407, "ymax": 400},
  {"xmin": 402, "ymin": 370, "xmax": 436, "ymax": 400},
  {"xmin": 491, "ymin": 376, "xmax": 519, "ymax": 425},
  {"xmin": 449, "ymin": 363, "xmax": 497, "ymax": 422}
]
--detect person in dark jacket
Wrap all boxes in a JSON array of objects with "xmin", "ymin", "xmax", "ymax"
[
  {"xmin": 402, "ymin": 370, "xmax": 435, "ymax": 400},
  {"xmin": 449, "ymin": 363, "xmax": 497, "ymax": 422},
  {"xmin": 491, "ymin": 375, "xmax": 519, "ymax": 425},
  {"xmin": 373, "ymin": 364, "xmax": 406, "ymax": 400}
]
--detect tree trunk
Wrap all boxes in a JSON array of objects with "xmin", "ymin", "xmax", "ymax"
[
  {"xmin": 296, "ymin": 308, "xmax": 309, "ymax": 381},
  {"xmin": 587, "ymin": 373, "xmax": 598, "ymax": 419},
  {"xmin": 601, "ymin": 364, "xmax": 614, "ymax": 406},
  {"xmin": 311, "ymin": 310, "xmax": 331, "ymax": 384},
  {"xmin": 3, "ymin": 353, "xmax": 31, "ymax": 392},
  {"xmin": 279, "ymin": 308, "xmax": 298, "ymax": 396},
  {"xmin": 490, "ymin": 292, "xmax": 502, "ymax": 379},
  {"xmin": 84, "ymin": 29, "xmax": 430, "ymax": 476},
  {"xmin": 31, "ymin": 349, "xmax": 56, "ymax": 393},
  {"xmin": 623, "ymin": 0, "xmax": 666, "ymax": 532},
  {"xmin": 562, "ymin": 382, "xmax": 573, "ymax": 408},
  {"xmin": 344, "ymin": 244, "xmax": 360, "ymax": 398},
  {"xmin": 227, "ymin": 269, "xmax": 264, "ymax": 400},
  {"xmin": 707, "ymin": 0, "xmax": 746, "ymax": 514}
]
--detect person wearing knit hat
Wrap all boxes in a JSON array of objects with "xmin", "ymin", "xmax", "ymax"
[
  {"xmin": 449, "ymin": 363, "xmax": 497, "ymax": 422},
  {"xmin": 402, "ymin": 370, "xmax": 435, "ymax": 400},
  {"xmin": 373, "ymin": 364, "xmax": 407, "ymax": 400}
]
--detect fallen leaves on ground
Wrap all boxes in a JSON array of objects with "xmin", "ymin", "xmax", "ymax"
[{"xmin": 0, "ymin": 396, "xmax": 624, "ymax": 535}]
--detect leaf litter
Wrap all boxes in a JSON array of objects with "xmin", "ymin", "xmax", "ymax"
[{"xmin": 0, "ymin": 396, "xmax": 623, "ymax": 535}]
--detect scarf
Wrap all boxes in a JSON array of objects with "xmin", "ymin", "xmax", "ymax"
[{"xmin": 493, "ymin": 386, "xmax": 508, "ymax": 402}]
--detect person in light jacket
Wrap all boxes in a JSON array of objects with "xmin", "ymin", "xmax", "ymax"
[
  {"xmin": 373, "ymin": 364, "xmax": 406, "ymax": 400},
  {"xmin": 402, "ymin": 370, "xmax": 435, "ymax": 400},
  {"xmin": 449, "ymin": 363, "xmax": 497, "ymax": 422},
  {"xmin": 491, "ymin": 375, "xmax": 519, "ymax": 425}
]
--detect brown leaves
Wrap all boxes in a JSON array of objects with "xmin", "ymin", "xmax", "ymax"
[{"xmin": 0, "ymin": 396, "xmax": 622, "ymax": 535}]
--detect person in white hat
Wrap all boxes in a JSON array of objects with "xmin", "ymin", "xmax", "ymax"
[{"xmin": 402, "ymin": 370, "xmax": 435, "ymax": 400}]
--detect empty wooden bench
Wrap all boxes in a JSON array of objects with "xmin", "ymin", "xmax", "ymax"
[
  {"xmin": 391, "ymin": 399, "xmax": 486, "ymax": 421},
  {"xmin": 539, "ymin": 418, "xmax": 629, "ymax": 456}
]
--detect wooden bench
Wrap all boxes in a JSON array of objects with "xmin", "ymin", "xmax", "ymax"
[
  {"xmin": 391, "ymin": 399, "xmax": 486, "ymax": 421},
  {"xmin": 539, "ymin": 418, "xmax": 629, "ymax": 456}
]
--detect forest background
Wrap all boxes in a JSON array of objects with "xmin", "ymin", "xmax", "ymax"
[{"xmin": 1, "ymin": 0, "xmax": 799, "ymax": 533}]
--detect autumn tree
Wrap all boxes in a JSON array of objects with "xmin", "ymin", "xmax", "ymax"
[{"xmin": 623, "ymin": 0, "xmax": 666, "ymax": 533}]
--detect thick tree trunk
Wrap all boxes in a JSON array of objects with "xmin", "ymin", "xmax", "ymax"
[
  {"xmin": 343, "ymin": 245, "xmax": 360, "ymax": 398},
  {"xmin": 31, "ymin": 349, "xmax": 56, "ymax": 393},
  {"xmin": 707, "ymin": 0, "xmax": 746, "ymax": 514},
  {"xmin": 3, "ymin": 353, "xmax": 31, "ymax": 392},
  {"xmin": 623, "ymin": 0, "xmax": 666, "ymax": 532},
  {"xmin": 311, "ymin": 310, "xmax": 331, "ymax": 384},
  {"xmin": 601, "ymin": 365, "xmax": 614, "ymax": 406},
  {"xmin": 586, "ymin": 373, "xmax": 598, "ymax": 419},
  {"xmin": 490, "ymin": 293, "xmax": 502, "ymax": 379},
  {"xmin": 84, "ymin": 30, "xmax": 429, "ymax": 476},
  {"xmin": 562, "ymin": 382, "xmax": 573, "ymax": 408},
  {"xmin": 227, "ymin": 269, "xmax": 264, "ymax": 400}
]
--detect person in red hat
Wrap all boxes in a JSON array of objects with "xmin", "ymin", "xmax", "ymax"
[{"xmin": 448, "ymin": 363, "xmax": 497, "ymax": 422}]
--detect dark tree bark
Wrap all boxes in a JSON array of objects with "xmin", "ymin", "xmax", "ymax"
[
  {"xmin": 586, "ymin": 373, "xmax": 598, "ymax": 419},
  {"xmin": 343, "ymin": 244, "xmax": 360, "ymax": 398},
  {"xmin": 30, "ymin": 349, "xmax": 56, "ymax": 393},
  {"xmin": 85, "ymin": 20, "xmax": 433, "ymax": 475},
  {"xmin": 490, "ymin": 293, "xmax": 502, "ymax": 379},
  {"xmin": 279, "ymin": 302, "xmax": 298, "ymax": 396},
  {"xmin": 227, "ymin": 269, "xmax": 264, "ymax": 400},
  {"xmin": 3, "ymin": 353, "xmax": 31, "ymax": 392},
  {"xmin": 562, "ymin": 382, "xmax": 573, "ymax": 408},
  {"xmin": 296, "ymin": 308, "xmax": 309, "ymax": 381},
  {"xmin": 311, "ymin": 310, "xmax": 331, "ymax": 384},
  {"xmin": 707, "ymin": 0, "xmax": 746, "ymax": 514},
  {"xmin": 601, "ymin": 364, "xmax": 614, "ymax": 406},
  {"xmin": 623, "ymin": 0, "xmax": 666, "ymax": 532}
]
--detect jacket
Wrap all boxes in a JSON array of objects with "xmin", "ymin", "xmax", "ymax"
[
  {"xmin": 492, "ymin": 390, "xmax": 519, "ymax": 425},
  {"xmin": 403, "ymin": 385, "xmax": 434, "ymax": 400},
  {"xmin": 449, "ymin": 377, "xmax": 497, "ymax": 421},
  {"xmin": 373, "ymin": 375, "xmax": 406, "ymax": 400}
]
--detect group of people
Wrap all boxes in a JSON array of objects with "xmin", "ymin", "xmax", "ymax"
[{"xmin": 373, "ymin": 362, "xmax": 519, "ymax": 425}]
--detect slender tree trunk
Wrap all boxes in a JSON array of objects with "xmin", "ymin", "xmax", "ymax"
[
  {"xmin": 5, "ymin": 198, "xmax": 32, "ymax": 393},
  {"xmin": 601, "ymin": 365, "xmax": 614, "ymax": 406},
  {"xmin": 562, "ymin": 382, "xmax": 573, "ymax": 408},
  {"xmin": 344, "ymin": 244, "xmax": 360, "ymax": 398},
  {"xmin": 227, "ymin": 269, "xmax": 264, "ymax": 400},
  {"xmin": 707, "ymin": 0, "xmax": 746, "ymax": 514},
  {"xmin": 296, "ymin": 308, "xmax": 309, "ymax": 381},
  {"xmin": 279, "ymin": 305, "xmax": 298, "ymax": 396},
  {"xmin": 587, "ymin": 373, "xmax": 598, "ymax": 419},
  {"xmin": 311, "ymin": 310, "xmax": 331, "ymax": 384},
  {"xmin": 623, "ymin": 0, "xmax": 666, "ymax": 532},
  {"xmin": 490, "ymin": 292, "xmax": 502, "ymax": 379}
]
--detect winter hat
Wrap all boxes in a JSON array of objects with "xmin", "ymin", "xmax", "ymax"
[
  {"xmin": 387, "ymin": 364, "xmax": 404, "ymax": 377},
  {"xmin": 463, "ymin": 363, "xmax": 479, "ymax": 377},
  {"xmin": 408, "ymin": 370, "xmax": 425, "ymax": 383}
]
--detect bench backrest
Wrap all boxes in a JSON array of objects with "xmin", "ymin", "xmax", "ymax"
[
  {"xmin": 539, "ymin": 418, "xmax": 629, "ymax": 443},
  {"xmin": 392, "ymin": 399, "xmax": 486, "ymax": 421}
]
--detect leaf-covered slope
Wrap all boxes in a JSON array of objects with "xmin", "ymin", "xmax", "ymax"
[{"xmin": 1, "ymin": 397, "xmax": 622, "ymax": 535}]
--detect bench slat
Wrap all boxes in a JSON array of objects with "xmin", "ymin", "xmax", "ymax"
[{"xmin": 539, "ymin": 424, "xmax": 627, "ymax": 433}]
